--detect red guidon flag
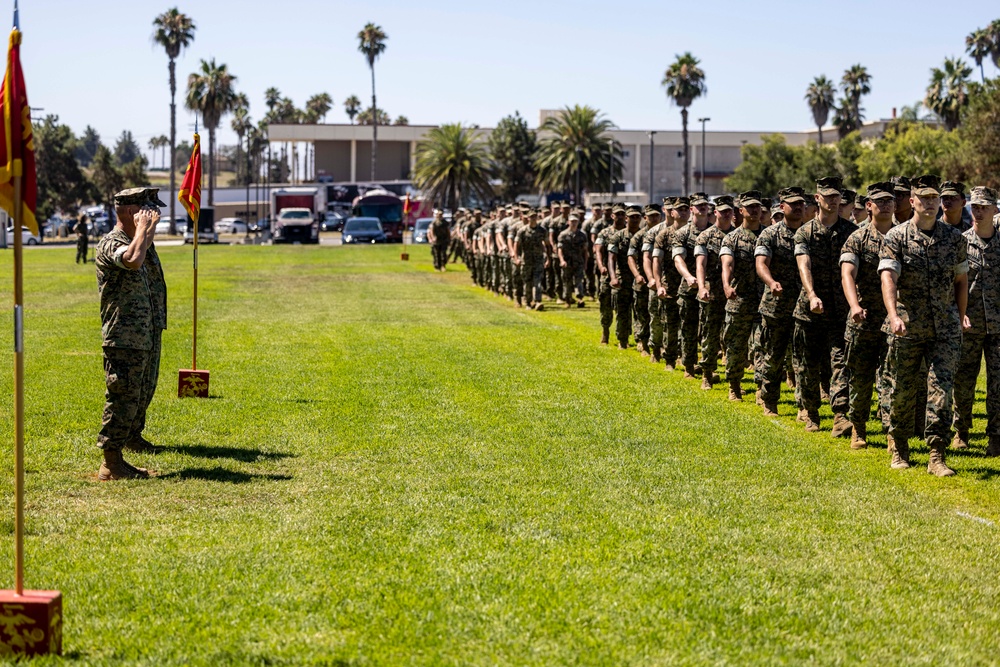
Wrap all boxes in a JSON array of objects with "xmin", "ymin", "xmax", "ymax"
[
  {"xmin": 178, "ymin": 132, "xmax": 202, "ymax": 224},
  {"xmin": 0, "ymin": 27, "xmax": 37, "ymax": 234},
  {"xmin": 403, "ymin": 193, "xmax": 411, "ymax": 215}
]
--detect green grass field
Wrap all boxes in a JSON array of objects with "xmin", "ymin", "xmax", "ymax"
[{"xmin": 0, "ymin": 244, "xmax": 998, "ymax": 665}]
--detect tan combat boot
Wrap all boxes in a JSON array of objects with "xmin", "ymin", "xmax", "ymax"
[
  {"xmin": 637, "ymin": 341, "xmax": 649, "ymax": 357},
  {"xmin": 534, "ymin": 303, "xmax": 545, "ymax": 312},
  {"xmin": 683, "ymin": 365, "xmax": 697, "ymax": 380},
  {"xmin": 804, "ymin": 413, "xmax": 821, "ymax": 433},
  {"xmin": 664, "ymin": 363, "xmax": 675, "ymax": 372},
  {"xmin": 650, "ymin": 348, "xmax": 661, "ymax": 363},
  {"xmin": 786, "ymin": 371, "xmax": 796, "ymax": 389},
  {"xmin": 98, "ymin": 449, "xmax": 149, "ymax": 481},
  {"xmin": 831, "ymin": 413, "xmax": 853, "ymax": 439},
  {"xmin": 701, "ymin": 375, "xmax": 713, "ymax": 391},
  {"xmin": 756, "ymin": 388, "xmax": 764, "ymax": 406},
  {"xmin": 927, "ymin": 444, "xmax": 956, "ymax": 477},
  {"xmin": 850, "ymin": 422, "xmax": 867, "ymax": 450},
  {"xmin": 986, "ymin": 436, "xmax": 1000, "ymax": 457},
  {"xmin": 762, "ymin": 402, "xmax": 779, "ymax": 417},
  {"xmin": 887, "ymin": 435, "xmax": 911, "ymax": 470},
  {"xmin": 600, "ymin": 328, "xmax": 610, "ymax": 345},
  {"xmin": 728, "ymin": 384, "xmax": 742, "ymax": 402},
  {"xmin": 951, "ymin": 431, "xmax": 969, "ymax": 449},
  {"xmin": 796, "ymin": 408, "xmax": 808, "ymax": 423}
]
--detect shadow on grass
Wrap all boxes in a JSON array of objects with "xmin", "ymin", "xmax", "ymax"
[
  {"xmin": 963, "ymin": 467, "xmax": 1000, "ymax": 481},
  {"xmin": 159, "ymin": 466, "xmax": 292, "ymax": 484},
  {"xmin": 163, "ymin": 444, "xmax": 295, "ymax": 463}
]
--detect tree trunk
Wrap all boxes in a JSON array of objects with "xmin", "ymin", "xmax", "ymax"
[
  {"xmin": 208, "ymin": 127, "xmax": 216, "ymax": 206},
  {"xmin": 371, "ymin": 66, "xmax": 378, "ymax": 181},
  {"xmin": 980, "ymin": 62, "xmax": 985, "ymax": 83},
  {"xmin": 168, "ymin": 58, "xmax": 177, "ymax": 234},
  {"xmin": 817, "ymin": 124, "xmax": 823, "ymax": 145},
  {"xmin": 681, "ymin": 107, "xmax": 690, "ymax": 195}
]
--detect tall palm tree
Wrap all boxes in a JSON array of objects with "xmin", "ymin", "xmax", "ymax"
[
  {"xmin": 152, "ymin": 7, "xmax": 195, "ymax": 234},
  {"xmin": 662, "ymin": 52, "xmax": 707, "ymax": 194},
  {"xmin": 344, "ymin": 95, "xmax": 362, "ymax": 124},
  {"xmin": 840, "ymin": 64, "xmax": 871, "ymax": 131},
  {"xmin": 805, "ymin": 76, "xmax": 835, "ymax": 144},
  {"xmin": 966, "ymin": 27, "xmax": 993, "ymax": 82},
  {"xmin": 925, "ymin": 57, "xmax": 974, "ymax": 131},
  {"xmin": 185, "ymin": 58, "xmax": 238, "ymax": 205},
  {"xmin": 534, "ymin": 105, "xmax": 622, "ymax": 203},
  {"xmin": 231, "ymin": 94, "xmax": 252, "ymax": 185},
  {"xmin": 147, "ymin": 136, "xmax": 162, "ymax": 169},
  {"xmin": 413, "ymin": 124, "xmax": 494, "ymax": 211},
  {"xmin": 357, "ymin": 23, "xmax": 387, "ymax": 180},
  {"xmin": 831, "ymin": 101, "xmax": 861, "ymax": 139},
  {"xmin": 989, "ymin": 19, "xmax": 1000, "ymax": 70},
  {"xmin": 306, "ymin": 92, "xmax": 333, "ymax": 123}
]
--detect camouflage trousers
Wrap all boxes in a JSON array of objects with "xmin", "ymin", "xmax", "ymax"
[
  {"xmin": 469, "ymin": 253, "xmax": 479, "ymax": 284},
  {"xmin": 521, "ymin": 259, "xmax": 544, "ymax": 304},
  {"xmin": 632, "ymin": 287, "xmax": 650, "ymax": 345},
  {"xmin": 97, "ymin": 332, "xmax": 161, "ymax": 450},
  {"xmin": 598, "ymin": 276, "xmax": 614, "ymax": 331},
  {"xmin": 586, "ymin": 256, "xmax": 597, "ymax": 297},
  {"xmin": 76, "ymin": 238, "xmax": 88, "ymax": 263},
  {"xmin": 954, "ymin": 333, "xmax": 1000, "ymax": 438},
  {"xmin": 758, "ymin": 314, "xmax": 796, "ymax": 407},
  {"xmin": 678, "ymin": 295, "xmax": 702, "ymax": 369},
  {"xmin": 699, "ymin": 299, "xmax": 726, "ymax": 378},
  {"xmin": 724, "ymin": 311, "xmax": 756, "ymax": 388},
  {"xmin": 844, "ymin": 327, "xmax": 889, "ymax": 428},
  {"xmin": 507, "ymin": 256, "xmax": 520, "ymax": 300},
  {"xmin": 448, "ymin": 237, "xmax": 463, "ymax": 262},
  {"xmin": 792, "ymin": 318, "xmax": 849, "ymax": 416},
  {"xmin": 431, "ymin": 243, "xmax": 449, "ymax": 270},
  {"xmin": 650, "ymin": 294, "xmax": 664, "ymax": 355},
  {"xmin": 659, "ymin": 295, "xmax": 681, "ymax": 366},
  {"xmin": 612, "ymin": 286, "xmax": 634, "ymax": 346},
  {"xmin": 545, "ymin": 261, "xmax": 558, "ymax": 299},
  {"xmin": 885, "ymin": 332, "xmax": 960, "ymax": 449},
  {"xmin": 562, "ymin": 263, "xmax": 585, "ymax": 304}
]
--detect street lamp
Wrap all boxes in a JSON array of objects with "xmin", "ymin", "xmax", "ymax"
[
  {"xmin": 575, "ymin": 146, "xmax": 582, "ymax": 205},
  {"xmin": 647, "ymin": 131, "xmax": 656, "ymax": 200},
  {"xmin": 697, "ymin": 117, "xmax": 710, "ymax": 192},
  {"xmin": 607, "ymin": 138, "xmax": 615, "ymax": 199}
]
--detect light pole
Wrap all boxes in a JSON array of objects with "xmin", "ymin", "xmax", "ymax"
[
  {"xmin": 697, "ymin": 117, "xmax": 710, "ymax": 192},
  {"xmin": 608, "ymin": 138, "xmax": 614, "ymax": 200},
  {"xmin": 575, "ymin": 146, "xmax": 582, "ymax": 205},
  {"xmin": 647, "ymin": 131, "xmax": 656, "ymax": 200}
]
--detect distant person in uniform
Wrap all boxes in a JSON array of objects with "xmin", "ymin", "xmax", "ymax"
[{"xmin": 74, "ymin": 214, "xmax": 89, "ymax": 264}]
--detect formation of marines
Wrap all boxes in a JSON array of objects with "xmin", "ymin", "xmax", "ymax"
[{"xmin": 447, "ymin": 177, "xmax": 1000, "ymax": 478}]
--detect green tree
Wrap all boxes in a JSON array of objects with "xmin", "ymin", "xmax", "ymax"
[
  {"xmin": 90, "ymin": 145, "xmax": 124, "ymax": 220},
  {"xmin": 174, "ymin": 138, "xmax": 193, "ymax": 173},
  {"xmin": 855, "ymin": 122, "xmax": 960, "ymax": 185},
  {"xmin": 74, "ymin": 125, "xmax": 101, "ymax": 167},
  {"xmin": 186, "ymin": 58, "xmax": 238, "ymax": 205},
  {"xmin": 413, "ymin": 124, "xmax": 494, "ymax": 210},
  {"xmin": 805, "ymin": 76, "xmax": 835, "ymax": 144},
  {"xmin": 534, "ymin": 105, "xmax": 622, "ymax": 203},
  {"xmin": 344, "ymin": 95, "xmax": 362, "ymax": 124},
  {"xmin": 122, "ymin": 156, "xmax": 151, "ymax": 188},
  {"xmin": 662, "ymin": 52, "xmax": 707, "ymax": 194},
  {"xmin": 953, "ymin": 79, "xmax": 1000, "ymax": 189},
  {"xmin": 988, "ymin": 19, "xmax": 1000, "ymax": 70},
  {"xmin": 306, "ymin": 93, "xmax": 333, "ymax": 123},
  {"xmin": 393, "ymin": 115, "xmax": 409, "ymax": 126},
  {"xmin": 231, "ymin": 95, "xmax": 252, "ymax": 186},
  {"xmin": 113, "ymin": 130, "xmax": 141, "ymax": 166},
  {"xmin": 153, "ymin": 6, "xmax": 196, "ymax": 234},
  {"xmin": 724, "ymin": 135, "xmax": 803, "ymax": 195},
  {"xmin": 489, "ymin": 111, "xmax": 537, "ymax": 201},
  {"xmin": 35, "ymin": 115, "xmax": 91, "ymax": 219},
  {"xmin": 358, "ymin": 22, "xmax": 387, "ymax": 179},
  {"xmin": 966, "ymin": 27, "xmax": 994, "ymax": 82},
  {"xmin": 838, "ymin": 64, "xmax": 871, "ymax": 136},
  {"xmin": 925, "ymin": 57, "xmax": 973, "ymax": 131},
  {"xmin": 357, "ymin": 107, "xmax": 389, "ymax": 126}
]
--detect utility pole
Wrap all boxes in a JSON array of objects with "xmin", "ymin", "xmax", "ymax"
[
  {"xmin": 697, "ymin": 118, "xmax": 710, "ymax": 192},
  {"xmin": 647, "ymin": 131, "xmax": 656, "ymax": 200},
  {"xmin": 607, "ymin": 138, "xmax": 614, "ymax": 200}
]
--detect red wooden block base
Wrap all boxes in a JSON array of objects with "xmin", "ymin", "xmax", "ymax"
[
  {"xmin": 400, "ymin": 252, "xmax": 410, "ymax": 261},
  {"xmin": 0, "ymin": 590, "xmax": 62, "ymax": 657},
  {"xmin": 178, "ymin": 369, "xmax": 210, "ymax": 398}
]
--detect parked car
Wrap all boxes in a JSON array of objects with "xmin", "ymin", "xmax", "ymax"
[
  {"xmin": 5, "ymin": 225, "xmax": 41, "ymax": 245},
  {"xmin": 155, "ymin": 217, "xmax": 181, "ymax": 235},
  {"xmin": 342, "ymin": 217, "xmax": 387, "ymax": 244},
  {"xmin": 412, "ymin": 217, "xmax": 432, "ymax": 244},
  {"xmin": 249, "ymin": 217, "xmax": 268, "ymax": 233},
  {"xmin": 321, "ymin": 211, "xmax": 344, "ymax": 232},
  {"xmin": 215, "ymin": 217, "xmax": 248, "ymax": 235}
]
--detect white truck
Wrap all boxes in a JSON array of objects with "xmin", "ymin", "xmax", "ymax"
[{"xmin": 270, "ymin": 186, "xmax": 326, "ymax": 244}]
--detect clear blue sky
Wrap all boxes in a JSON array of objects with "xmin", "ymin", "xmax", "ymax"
[{"xmin": 20, "ymin": 0, "xmax": 1000, "ymax": 159}]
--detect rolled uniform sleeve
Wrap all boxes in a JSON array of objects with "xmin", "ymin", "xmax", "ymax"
[
  {"xmin": 754, "ymin": 233, "xmax": 772, "ymax": 258},
  {"xmin": 693, "ymin": 244, "xmax": 707, "ymax": 257},
  {"xmin": 839, "ymin": 234, "xmax": 860, "ymax": 267},
  {"xmin": 719, "ymin": 245, "xmax": 733, "ymax": 257},
  {"xmin": 878, "ymin": 233, "xmax": 902, "ymax": 275}
]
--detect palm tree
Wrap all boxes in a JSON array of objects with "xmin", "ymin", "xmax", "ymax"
[
  {"xmin": 534, "ymin": 105, "xmax": 622, "ymax": 204},
  {"xmin": 989, "ymin": 19, "xmax": 1000, "ymax": 69},
  {"xmin": 966, "ymin": 27, "xmax": 993, "ymax": 82},
  {"xmin": 805, "ymin": 76, "xmax": 835, "ymax": 144},
  {"xmin": 831, "ymin": 101, "xmax": 861, "ymax": 139},
  {"xmin": 147, "ymin": 136, "xmax": 162, "ymax": 169},
  {"xmin": 413, "ymin": 124, "xmax": 494, "ymax": 211},
  {"xmin": 393, "ymin": 115, "xmax": 409, "ymax": 126},
  {"xmin": 231, "ymin": 94, "xmax": 252, "ymax": 185},
  {"xmin": 357, "ymin": 107, "xmax": 390, "ymax": 126},
  {"xmin": 661, "ymin": 52, "xmax": 707, "ymax": 194},
  {"xmin": 344, "ymin": 95, "xmax": 362, "ymax": 124},
  {"xmin": 357, "ymin": 22, "xmax": 387, "ymax": 180},
  {"xmin": 264, "ymin": 87, "xmax": 281, "ymax": 113},
  {"xmin": 152, "ymin": 7, "xmax": 195, "ymax": 234},
  {"xmin": 185, "ymin": 58, "xmax": 238, "ymax": 205},
  {"xmin": 306, "ymin": 93, "xmax": 333, "ymax": 123},
  {"xmin": 840, "ymin": 64, "xmax": 871, "ymax": 131},
  {"xmin": 925, "ymin": 57, "xmax": 974, "ymax": 131}
]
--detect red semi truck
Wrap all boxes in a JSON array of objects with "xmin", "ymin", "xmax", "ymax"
[{"xmin": 270, "ymin": 187, "xmax": 325, "ymax": 244}]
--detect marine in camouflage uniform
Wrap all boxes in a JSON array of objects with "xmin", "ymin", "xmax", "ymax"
[
  {"xmin": 938, "ymin": 181, "xmax": 973, "ymax": 232},
  {"xmin": 626, "ymin": 208, "xmax": 656, "ymax": 354},
  {"xmin": 589, "ymin": 204, "xmax": 613, "ymax": 297},
  {"xmin": 695, "ymin": 195, "xmax": 737, "ymax": 388},
  {"xmin": 582, "ymin": 204, "xmax": 602, "ymax": 298},
  {"xmin": 595, "ymin": 205, "xmax": 626, "ymax": 344},
  {"xmin": 548, "ymin": 202, "xmax": 570, "ymax": 300},
  {"xmin": 720, "ymin": 191, "xmax": 764, "ymax": 400},
  {"xmin": 755, "ymin": 187, "xmax": 807, "ymax": 415},
  {"xmin": 608, "ymin": 205, "xmax": 644, "ymax": 348},
  {"xmin": 464, "ymin": 209, "xmax": 483, "ymax": 285},
  {"xmin": 95, "ymin": 188, "xmax": 169, "ymax": 481},
  {"xmin": 74, "ymin": 215, "xmax": 89, "ymax": 264},
  {"xmin": 557, "ymin": 213, "xmax": 588, "ymax": 308},
  {"xmin": 642, "ymin": 204, "xmax": 669, "ymax": 362},
  {"xmin": 428, "ymin": 211, "xmax": 451, "ymax": 271},
  {"xmin": 672, "ymin": 193, "xmax": 712, "ymax": 377},
  {"xmin": 953, "ymin": 186, "xmax": 1000, "ymax": 456},
  {"xmin": 653, "ymin": 198, "xmax": 689, "ymax": 370},
  {"xmin": 514, "ymin": 208, "xmax": 549, "ymax": 310},
  {"xmin": 791, "ymin": 177, "xmax": 858, "ymax": 434},
  {"xmin": 879, "ymin": 175, "xmax": 969, "ymax": 476},
  {"xmin": 839, "ymin": 182, "xmax": 895, "ymax": 449}
]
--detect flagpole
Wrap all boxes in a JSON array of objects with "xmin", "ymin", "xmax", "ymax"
[
  {"xmin": 12, "ymin": 170, "xmax": 24, "ymax": 596},
  {"xmin": 192, "ymin": 120, "xmax": 198, "ymax": 371}
]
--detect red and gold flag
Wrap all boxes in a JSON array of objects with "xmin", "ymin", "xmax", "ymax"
[
  {"xmin": 403, "ymin": 193, "xmax": 411, "ymax": 215},
  {"xmin": 0, "ymin": 27, "xmax": 37, "ymax": 235},
  {"xmin": 178, "ymin": 133, "xmax": 202, "ymax": 224}
]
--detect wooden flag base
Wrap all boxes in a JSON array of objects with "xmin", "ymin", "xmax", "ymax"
[
  {"xmin": 400, "ymin": 252, "xmax": 409, "ymax": 261},
  {"xmin": 178, "ymin": 369, "xmax": 210, "ymax": 398},
  {"xmin": 0, "ymin": 590, "xmax": 62, "ymax": 656}
]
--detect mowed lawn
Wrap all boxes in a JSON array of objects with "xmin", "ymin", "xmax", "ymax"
[{"xmin": 0, "ymin": 243, "xmax": 999, "ymax": 666}]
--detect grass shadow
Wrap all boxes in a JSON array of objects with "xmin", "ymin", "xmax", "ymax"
[
  {"xmin": 963, "ymin": 467, "xmax": 1000, "ymax": 481},
  {"xmin": 158, "ymin": 466, "xmax": 292, "ymax": 484},
  {"xmin": 163, "ymin": 444, "xmax": 295, "ymax": 463}
]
